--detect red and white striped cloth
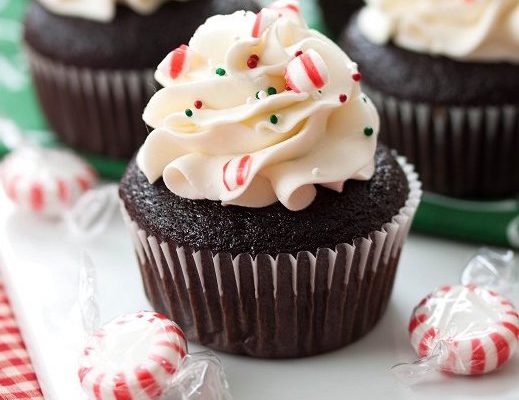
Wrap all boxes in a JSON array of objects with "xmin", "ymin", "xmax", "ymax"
[{"xmin": 0, "ymin": 281, "xmax": 43, "ymax": 399}]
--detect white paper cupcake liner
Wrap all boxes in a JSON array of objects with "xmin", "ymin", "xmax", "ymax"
[
  {"xmin": 120, "ymin": 156, "xmax": 422, "ymax": 358},
  {"xmin": 25, "ymin": 45, "xmax": 156, "ymax": 159},
  {"xmin": 365, "ymin": 85, "xmax": 519, "ymax": 198}
]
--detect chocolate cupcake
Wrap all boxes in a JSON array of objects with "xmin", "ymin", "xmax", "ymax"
[
  {"xmin": 340, "ymin": 0, "xmax": 519, "ymax": 198},
  {"xmin": 318, "ymin": 0, "xmax": 363, "ymax": 38},
  {"xmin": 23, "ymin": 0, "xmax": 259, "ymax": 159},
  {"xmin": 120, "ymin": 3, "xmax": 421, "ymax": 358}
]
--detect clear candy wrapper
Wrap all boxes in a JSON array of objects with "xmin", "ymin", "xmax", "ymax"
[
  {"xmin": 164, "ymin": 353, "xmax": 233, "ymax": 400},
  {"xmin": 77, "ymin": 255, "xmax": 233, "ymax": 400},
  {"xmin": 392, "ymin": 284, "xmax": 519, "ymax": 385},
  {"xmin": 63, "ymin": 184, "xmax": 120, "ymax": 239},
  {"xmin": 461, "ymin": 248, "xmax": 518, "ymax": 299},
  {"xmin": 78, "ymin": 253, "xmax": 100, "ymax": 337}
]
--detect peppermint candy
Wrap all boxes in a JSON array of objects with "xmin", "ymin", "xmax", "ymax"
[
  {"xmin": 409, "ymin": 285, "xmax": 519, "ymax": 375},
  {"xmin": 251, "ymin": 8, "xmax": 279, "ymax": 38},
  {"xmin": 285, "ymin": 49, "xmax": 329, "ymax": 93},
  {"xmin": 158, "ymin": 44, "xmax": 193, "ymax": 80},
  {"xmin": 79, "ymin": 312, "xmax": 187, "ymax": 400},
  {"xmin": 269, "ymin": 0, "xmax": 303, "ymax": 22},
  {"xmin": 1, "ymin": 147, "xmax": 97, "ymax": 216},
  {"xmin": 223, "ymin": 155, "xmax": 252, "ymax": 192}
]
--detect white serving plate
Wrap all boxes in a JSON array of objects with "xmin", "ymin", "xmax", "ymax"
[{"xmin": 0, "ymin": 193, "xmax": 518, "ymax": 400}]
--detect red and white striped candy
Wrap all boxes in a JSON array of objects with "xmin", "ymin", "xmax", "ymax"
[
  {"xmin": 1, "ymin": 147, "xmax": 97, "ymax": 217},
  {"xmin": 409, "ymin": 285, "xmax": 519, "ymax": 375},
  {"xmin": 269, "ymin": 1, "xmax": 302, "ymax": 22},
  {"xmin": 285, "ymin": 49, "xmax": 329, "ymax": 94},
  {"xmin": 223, "ymin": 155, "xmax": 252, "ymax": 192},
  {"xmin": 79, "ymin": 312, "xmax": 187, "ymax": 400},
  {"xmin": 158, "ymin": 44, "xmax": 193, "ymax": 80},
  {"xmin": 251, "ymin": 8, "xmax": 279, "ymax": 38}
]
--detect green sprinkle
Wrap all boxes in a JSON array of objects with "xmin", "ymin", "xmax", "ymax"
[
  {"xmin": 270, "ymin": 114, "xmax": 279, "ymax": 124},
  {"xmin": 362, "ymin": 96, "xmax": 368, "ymax": 103},
  {"xmin": 215, "ymin": 68, "xmax": 226, "ymax": 76},
  {"xmin": 255, "ymin": 91, "xmax": 260, "ymax": 99},
  {"xmin": 267, "ymin": 87, "xmax": 277, "ymax": 96},
  {"xmin": 185, "ymin": 109, "xmax": 193, "ymax": 117},
  {"xmin": 364, "ymin": 127, "xmax": 374, "ymax": 136}
]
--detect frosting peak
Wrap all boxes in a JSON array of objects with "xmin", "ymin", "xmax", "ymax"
[
  {"xmin": 358, "ymin": 0, "xmax": 519, "ymax": 63},
  {"xmin": 138, "ymin": 2, "xmax": 379, "ymax": 211},
  {"xmin": 37, "ymin": 0, "xmax": 188, "ymax": 22}
]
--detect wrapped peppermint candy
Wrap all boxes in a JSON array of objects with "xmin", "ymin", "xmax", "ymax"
[
  {"xmin": 0, "ymin": 119, "xmax": 120, "ymax": 236},
  {"xmin": 393, "ymin": 284, "xmax": 519, "ymax": 384},
  {"xmin": 1, "ymin": 146, "xmax": 97, "ymax": 216},
  {"xmin": 78, "ymin": 311, "xmax": 233, "ymax": 400},
  {"xmin": 79, "ymin": 311, "xmax": 188, "ymax": 399},
  {"xmin": 76, "ymin": 255, "xmax": 233, "ymax": 400}
]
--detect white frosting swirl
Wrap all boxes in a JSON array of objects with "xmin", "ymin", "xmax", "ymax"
[
  {"xmin": 358, "ymin": 0, "xmax": 519, "ymax": 62},
  {"xmin": 138, "ymin": 5, "xmax": 379, "ymax": 211},
  {"xmin": 37, "ymin": 0, "xmax": 189, "ymax": 22}
]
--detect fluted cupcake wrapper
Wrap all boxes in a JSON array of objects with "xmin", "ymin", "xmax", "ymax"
[
  {"xmin": 121, "ymin": 157, "xmax": 421, "ymax": 358},
  {"xmin": 365, "ymin": 85, "xmax": 519, "ymax": 198},
  {"xmin": 25, "ymin": 45, "xmax": 156, "ymax": 159}
]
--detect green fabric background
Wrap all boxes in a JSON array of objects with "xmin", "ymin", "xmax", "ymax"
[{"xmin": 0, "ymin": 0, "xmax": 47, "ymax": 133}]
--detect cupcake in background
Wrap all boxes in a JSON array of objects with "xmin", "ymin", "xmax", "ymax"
[
  {"xmin": 23, "ymin": 0, "xmax": 260, "ymax": 159},
  {"xmin": 120, "ymin": 2, "xmax": 421, "ymax": 358},
  {"xmin": 341, "ymin": 0, "xmax": 519, "ymax": 198},
  {"xmin": 318, "ymin": 0, "xmax": 363, "ymax": 38}
]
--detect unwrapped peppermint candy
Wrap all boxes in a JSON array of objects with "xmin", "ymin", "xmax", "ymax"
[
  {"xmin": 157, "ymin": 45, "xmax": 194, "ymax": 82},
  {"xmin": 269, "ymin": 1, "xmax": 305, "ymax": 25},
  {"xmin": 285, "ymin": 49, "xmax": 329, "ymax": 93}
]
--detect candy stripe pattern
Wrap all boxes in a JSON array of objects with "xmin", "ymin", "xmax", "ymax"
[
  {"xmin": 157, "ymin": 45, "xmax": 192, "ymax": 81},
  {"xmin": 251, "ymin": 8, "xmax": 279, "ymax": 38},
  {"xmin": 1, "ymin": 148, "xmax": 97, "ymax": 216},
  {"xmin": 409, "ymin": 285, "xmax": 519, "ymax": 375},
  {"xmin": 285, "ymin": 49, "xmax": 329, "ymax": 93},
  {"xmin": 268, "ymin": 0, "xmax": 303, "ymax": 24},
  {"xmin": 223, "ymin": 155, "xmax": 252, "ymax": 191},
  {"xmin": 79, "ymin": 312, "xmax": 187, "ymax": 400}
]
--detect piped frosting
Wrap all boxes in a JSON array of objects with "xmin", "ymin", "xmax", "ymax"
[
  {"xmin": 138, "ymin": 2, "xmax": 379, "ymax": 211},
  {"xmin": 37, "ymin": 0, "xmax": 190, "ymax": 22},
  {"xmin": 358, "ymin": 0, "xmax": 519, "ymax": 63}
]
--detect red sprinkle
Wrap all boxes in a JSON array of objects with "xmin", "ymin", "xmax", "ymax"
[
  {"xmin": 285, "ymin": 83, "xmax": 292, "ymax": 91},
  {"xmin": 294, "ymin": 50, "xmax": 303, "ymax": 57},
  {"xmin": 194, "ymin": 100, "xmax": 203, "ymax": 109},
  {"xmin": 339, "ymin": 94, "xmax": 347, "ymax": 103},
  {"xmin": 352, "ymin": 72, "xmax": 362, "ymax": 82},
  {"xmin": 247, "ymin": 54, "xmax": 260, "ymax": 69}
]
